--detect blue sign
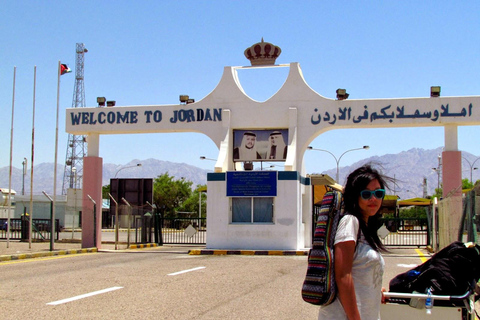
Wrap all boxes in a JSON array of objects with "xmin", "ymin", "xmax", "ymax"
[{"xmin": 226, "ymin": 171, "xmax": 277, "ymax": 197}]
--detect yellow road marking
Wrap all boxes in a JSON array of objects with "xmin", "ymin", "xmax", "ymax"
[
  {"xmin": 0, "ymin": 252, "xmax": 97, "ymax": 265},
  {"xmin": 414, "ymin": 248, "xmax": 429, "ymax": 263}
]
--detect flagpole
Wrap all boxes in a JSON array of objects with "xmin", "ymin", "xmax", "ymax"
[
  {"xmin": 52, "ymin": 61, "xmax": 61, "ymax": 251},
  {"xmin": 29, "ymin": 66, "xmax": 37, "ymax": 249},
  {"xmin": 7, "ymin": 66, "xmax": 16, "ymax": 249}
]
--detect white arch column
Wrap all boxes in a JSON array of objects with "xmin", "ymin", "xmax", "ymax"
[{"xmin": 82, "ymin": 133, "xmax": 103, "ymax": 248}]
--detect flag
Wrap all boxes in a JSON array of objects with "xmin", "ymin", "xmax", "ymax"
[{"xmin": 60, "ymin": 64, "xmax": 72, "ymax": 75}]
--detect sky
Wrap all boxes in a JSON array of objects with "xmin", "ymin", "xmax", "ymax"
[{"xmin": 1, "ymin": 1, "xmax": 479, "ymax": 176}]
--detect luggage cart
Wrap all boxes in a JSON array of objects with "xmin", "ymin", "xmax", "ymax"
[{"xmin": 380, "ymin": 290, "xmax": 477, "ymax": 320}]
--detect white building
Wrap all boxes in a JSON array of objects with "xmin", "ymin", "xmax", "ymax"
[{"xmin": 0, "ymin": 188, "xmax": 16, "ymax": 219}]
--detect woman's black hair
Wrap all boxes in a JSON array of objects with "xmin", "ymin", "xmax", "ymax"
[{"xmin": 343, "ymin": 164, "xmax": 393, "ymax": 252}]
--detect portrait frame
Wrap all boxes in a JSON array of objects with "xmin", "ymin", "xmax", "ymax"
[{"xmin": 233, "ymin": 129, "xmax": 288, "ymax": 162}]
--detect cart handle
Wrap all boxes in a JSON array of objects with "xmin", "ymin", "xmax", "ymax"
[
  {"xmin": 384, "ymin": 290, "xmax": 472, "ymax": 301},
  {"xmin": 384, "ymin": 290, "xmax": 474, "ymax": 314}
]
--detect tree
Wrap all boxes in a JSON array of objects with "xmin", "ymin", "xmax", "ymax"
[
  {"xmin": 398, "ymin": 206, "xmax": 427, "ymax": 219},
  {"xmin": 178, "ymin": 185, "xmax": 207, "ymax": 218},
  {"xmin": 153, "ymin": 173, "xmax": 193, "ymax": 218},
  {"xmin": 431, "ymin": 179, "xmax": 473, "ymax": 199},
  {"xmin": 102, "ymin": 185, "xmax": 110, "ymax": 199},
  {"xmin": 462, "ymin": 178, "xmax": 473, "ymax": 190},
  {"xmin": 432, "ymin": 186, "xmax": 442, "ymax": 199}
]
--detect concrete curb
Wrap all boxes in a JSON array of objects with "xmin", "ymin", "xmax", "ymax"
[
  {"xmin": 128, "ymin": 243, "xmax": 158, "ymax": 250},
  {"xmin": 188, "ymin": 249, "xmax": 308, "ymax": 256},
  {"xmin": 0, "ymin": 248, "xmax": 98, "ymax": 262},
  {"xmin": 1, "ymin": 244, "xmax": 306, "ymax": 261}
]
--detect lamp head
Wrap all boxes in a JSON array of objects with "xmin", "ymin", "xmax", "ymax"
[
  {"xmin": 336, "ymin": 88, "xmax": 349, "ymax": 100},
  {"xmin": 97, "ymin": 97, "xmax": 106, "ymax": 106},
  {"xmin": 430, "ymin": 86, "xmax": 441, "ymax": 97}
]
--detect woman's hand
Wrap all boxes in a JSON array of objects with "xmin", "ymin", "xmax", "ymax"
[{"xmin": 381, "ymin": 287, "xmax": 388, "ymax": 304}]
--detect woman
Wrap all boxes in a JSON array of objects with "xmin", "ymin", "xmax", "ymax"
[{"xmin": 318, "ymin": 164, "xmax": 392, "ymax": 320}]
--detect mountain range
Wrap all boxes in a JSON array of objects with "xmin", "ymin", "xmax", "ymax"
[
  {"xmin": 1, "ymin": 147, "xmax": 478, "ymax": 200},
  {"xmin": 321, "ymin": 147, "xmax": 479, "ymax": 199}
]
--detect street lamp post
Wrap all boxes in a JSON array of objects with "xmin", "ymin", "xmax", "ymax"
[
  {"xmin": 22, "ymin": 158, "xmax": 27, "ymax": 195},
  {"xmin": 462, "ymin": 156, "xmax": 480, "ymax": 185},
  {"xmin": 432, "ymin": 155, "xmax": 442, "ymax": 193},
  {"xmin": 200, "ymin": 156, "xmax": 216, "ymax": 161},
  {"xmin": 307, "ymin": 145, "xmax": 370, "ymax": 182},
  {"xmin": 72, "ymin": 167, "xmax": 77, "ymax": 239},
  {"xmin": 114, "ymin": 163, "xmax": 142, "ymax": 178}
]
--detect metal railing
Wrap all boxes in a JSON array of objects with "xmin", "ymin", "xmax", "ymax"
[
  {"xmin": 312, "ymin": 203, "xmax": 430, "ymax": 247},
  {"xmin": 160, "ymin": 217, "xmax": 206, "ymax": 244},
  {"xmin": 380, "ymin": 217, "xmax": 429, "ymax": 247},
  {"xmin": 103, "ymin": 210, "xmax": 207, "ymax": 245},
  {"xmin": 0, "ymin": 218, "xmax": 60, "ymax": 241}
]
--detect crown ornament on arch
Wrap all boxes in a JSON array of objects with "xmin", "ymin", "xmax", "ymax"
[{"xmin": 244, "ymin": 38, "xmax": 282, "ymax": 66}]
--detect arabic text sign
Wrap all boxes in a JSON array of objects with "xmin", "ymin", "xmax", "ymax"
[
  {"xmin": 310, "ymin": 103, "xmax": 473, "ymax": 125},
  {"xmin": 226, "ymin": 171, "xmax": 277, "ymax": 197}
]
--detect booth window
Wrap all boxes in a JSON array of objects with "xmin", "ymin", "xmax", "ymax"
[{"xmin": 231, "ymin": 197, "xmax": 274, "ymax": 223}]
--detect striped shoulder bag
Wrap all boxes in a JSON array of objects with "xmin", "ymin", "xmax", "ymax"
[{"xmin": 301, "ymin": 190, "xmax": 343, "ymax": 306}]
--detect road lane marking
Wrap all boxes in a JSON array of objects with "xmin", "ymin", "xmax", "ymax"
[
  {"xmin": 414, "ymin": 248, "xmax": 429, "ymax": 263},
  {"xmin": 396, "ymin": 250, "xmax": 429, "ymax": 269},
  {"xmin": 47, "ymin": 286, "xmax": 123, "ymax": 305},
  {"xmin": 168, "ymin": 266, "xmax": 206, "ymax": 276},
  {"xmin": 397, "ymin": 264, "xmax": 419, "ymax": 268}
]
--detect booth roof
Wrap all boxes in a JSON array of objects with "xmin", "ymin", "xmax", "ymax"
[{"xmin": 398, "ymin": 197, "xmax": 432, "ymax": 207}]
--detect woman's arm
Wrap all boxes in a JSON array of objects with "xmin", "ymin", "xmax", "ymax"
[{"xmin": 335, "ymin": 240, "xmax": 361, "ymax": 320}]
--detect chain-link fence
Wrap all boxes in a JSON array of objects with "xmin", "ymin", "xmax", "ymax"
[{"xmin": 458, "ymin": 186, "xmax": 479, "ymax": 245}]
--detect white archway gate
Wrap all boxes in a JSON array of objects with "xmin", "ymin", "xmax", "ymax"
[{"xmin": 67, "ymin": 62, "xmax": 479, "ymax": 250}]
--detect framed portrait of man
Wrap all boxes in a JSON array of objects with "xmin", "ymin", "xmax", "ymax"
[{"xmin": 233, "ymin": 129, "xmax": 288, "ymax": 162}]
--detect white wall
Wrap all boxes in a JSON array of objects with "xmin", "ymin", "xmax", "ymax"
[{"xmin": 206, "ymin": 172, "xmax": 308, "ymax": 250}]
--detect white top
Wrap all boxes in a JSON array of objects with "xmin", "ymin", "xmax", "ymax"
[{"xmin": 318, "ymin": 214, "xmax": 385, "ymax": 320}]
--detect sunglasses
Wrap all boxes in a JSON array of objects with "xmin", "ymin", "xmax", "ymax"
[{"xmin": 360, "ymin": 189, "xmax": 385, "ymax": 200}]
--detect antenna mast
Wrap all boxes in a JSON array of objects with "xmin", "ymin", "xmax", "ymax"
[{"xmin": 62, "ymin": 43, "xmax": 88, "ymax": 195}]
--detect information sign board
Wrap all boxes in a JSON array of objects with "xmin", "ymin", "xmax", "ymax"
[{"xmin": 226, "ymin": 171, "xmax": 277, "ymax": 197}]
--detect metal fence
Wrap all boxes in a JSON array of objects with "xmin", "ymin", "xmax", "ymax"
[
  {"xmin": 159, "ymin": 217, "xmax": 206, "ymax": 244},
  {"xmin": 313, "ymin": 203, "xmax": 430, "ymax": 247},
  {"xmin": 379, "ymin": 217, "xmax": 429, "ymax": 247},
  {"xmin": 458, "ymin": 187, "xmax": 479, "ymax": 245},
  {"xmin": 0, "ymin": 218, "xmax": 60, "ymax": 241},
  {"xmin": 107, "ymin": 211, "xmax": 207, "ymax": 245}
]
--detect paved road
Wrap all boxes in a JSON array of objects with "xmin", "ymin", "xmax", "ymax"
[{"xmin": 0, "ymin": 245, "xmax": 431, "ymax": 320}]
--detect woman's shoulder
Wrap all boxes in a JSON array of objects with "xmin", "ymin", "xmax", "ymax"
[
  {"xmin": 340, "ymin": 213, "xmax": 360, "ymax": 226},
  {"xmin": 335, "ymin": 213, "xmax": 360, "ymax": 244}
]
